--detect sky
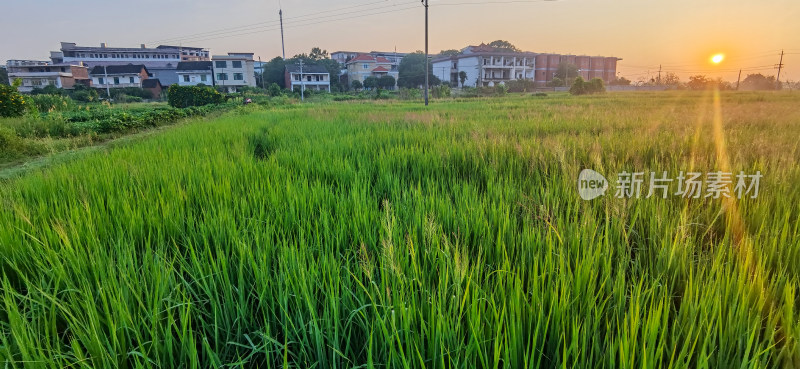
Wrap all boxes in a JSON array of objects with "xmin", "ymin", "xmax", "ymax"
[{"xmin": 1, "ymin": 0, "xmax": 798, "ymax": 83}]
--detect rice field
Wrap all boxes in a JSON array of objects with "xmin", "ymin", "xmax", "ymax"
[{"xmin": 1, "ymin": 91, "xmax": 800, "ymax": 368}]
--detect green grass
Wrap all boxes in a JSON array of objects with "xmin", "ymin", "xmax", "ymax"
[{"xmin": 1, "ymin": 91, "xmax": 799, "ymax": 368}]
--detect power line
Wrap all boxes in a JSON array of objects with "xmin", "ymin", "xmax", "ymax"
[
  {"xmin": 152, "ymin": 4, "xmax": 421, "ymax": 45},
  {"xmin": 150, "ymin": 0, "xmax": 409, "ymax": 44}
]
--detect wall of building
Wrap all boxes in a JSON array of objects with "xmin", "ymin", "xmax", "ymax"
[
  {"xmin": 177, "ymin": 72, "xmax": 213, "ymax": 86},
  {"xmin": 91, "ymin": 74, "xmax": 144, "ymax": 88},
  {"xmin": 151, "ymin": 68, "xmax": 179, "ymax": 86}
]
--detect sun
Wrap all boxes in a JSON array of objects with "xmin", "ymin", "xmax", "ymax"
[{"xmin": 711, "ymin": 54, "xmax": 725, "ymax": 64}]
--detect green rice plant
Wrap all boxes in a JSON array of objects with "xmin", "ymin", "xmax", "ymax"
[{"xmin": 0, "ymin": 91, "xmax": 798, "ymax": 368}]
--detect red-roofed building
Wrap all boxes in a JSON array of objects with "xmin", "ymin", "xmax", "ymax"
[{"xmin": 345, "ymin": 53, "xmax": 398, "ymax": 88}]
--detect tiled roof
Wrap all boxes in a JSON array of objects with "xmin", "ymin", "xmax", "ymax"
[
  {"xmin": 142, "ymin": 79, "xmax": 162, "ymax": 88},
  {"xmin": 89, "ymin": 64, "xmax": 147, "ymax": 75},
  {"xmin": 372, "ymin": 66, "xmax": 390, "ymax": 72},
  {"xmin": 375, "ymin": 57, "xmax": 392, "ymax": 63},
  {"xmin": 177, "ymin": 61, "xmax": 212, "ymax": 71},
  {"xmin": 348, "ymin": 54, "xmax": 375, "ymax": 63}
]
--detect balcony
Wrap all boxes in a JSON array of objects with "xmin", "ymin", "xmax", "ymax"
[{"xmin": 10, "ymin": 72, "xmax": 71, "ymax": 78}]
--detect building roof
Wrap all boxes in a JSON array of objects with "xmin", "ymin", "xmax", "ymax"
[
  {"xmin": 346, "ymin": 54, "xmax": 393, "ymax": 64},
  {"xmin": 285, "ymin": 64, "xmax": 329, "ymax": 74},
  {"xmin": 372, "ymin": 66, "xmax": 390, "ymax": 72},
  {"xmin": 89, "ymin": 64, "xmax": 148, "ymax": 75},
  {"xmin": 142, "ymin": 79, "xmax": 162, "ymax": 88},
  {"xmin": 177, "ymin": 61, "xmax": 213, "ymax": 71},
  {"xmin": 157, "ymin": 45, "xmax": 207, "ymax": 51}
]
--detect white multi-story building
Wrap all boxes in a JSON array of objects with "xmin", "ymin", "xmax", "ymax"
[
  {"xmin": 176, "ymin": 61, "xmax": 214, "ymax": 86},
  {"xmin": 212, "ymin": 53, "xmax": 256, "ymax": 92},
  {"xmin": 284, "ymin": 64, "xmax": 331, "ymax": 92},
  {"xmin": 431, "ymin": 44, "xmax": 536, "ymax": 88},
  {"xmin": 6, "ymin": 60, "xmax": 90, "ymax": 93},
  {"xmin": 432, "ymin": 44, "xmax": 621, "ymax": 88},
  {"xmin": 49, "ymin": 42, "xmax": 209, "ymax": 85}
]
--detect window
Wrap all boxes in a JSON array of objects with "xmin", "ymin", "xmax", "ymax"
[
  {"xmin": 98, "ymin": 77, "xmax": 104, "ymax": 85},
  {"xmin": 233, "ymin": 73, "xmax": 243, "ymax": 81},
  {"xmin": 307, "ymin": 75, "xmax": 312, "ymax": 82},
  {"xmin": 200, "ymin": 75, "xmax": 207, "ymax": 82},
  {"xmin": 217, "ymin": 73, "xmax": 228, "ymax": 81},
  {"xmin": 215, "ymin": 61, "xmax": 226, "ymax": 68},
  {"xmin": 129, "ymin": 77, "xmax": 135, "ymax": 84},
  {"xmin": 294, "ymin": 74, "xmax": 300, "ymax": 81},
  {"xmin": 113, "ymin": 77, "xmax": 120, "ymax": 85},
  {"xmin": 183, "ymin": 75, "xmax": 190, "ymax": 82},
  {"xmin": 315, "ymin": 75, "xmax": 321, "ymax": 81},
  {"xmin": 232, "ymin": 61, "xmax": 242, "ymax": 68},
  {"xmin": 363, "ymin": 64, "xmax": 369, "ymax": 69}
]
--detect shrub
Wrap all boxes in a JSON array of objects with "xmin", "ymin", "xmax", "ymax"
[
  {"xmin": 0, "ymin": 125, "xmax": 46, "ymax": 160},
  {"xmin": 167, "ymin": 85, "xmax": 224, "ymax": 108},
  {"xmin": 569, "ymin": 77, "xmax": 605, "ymax": 95},
  {"xmin": 71, "ymin": 90, "xmax": 98, "ymax": 102},
  {"xmin": 268, "ymin": 83, "xmax": 282, "ymax": 97},
  {"xmin": 495, "ymin": 83, "xmax": 508, "ymax": 96},
  {"xmin": 0, "ymin": 84, "xmax": 31, "ymax": 118},
  {"xmin": 431, "ymin": 85, "xmax": 451, "ymax": 99},
  {"xmin": 32, "ymin": 94, "xmax": 75, "ymax": 113},
  {"xmin": 506, "ymin": 79, "xmax": 536, "ymax": 93}
]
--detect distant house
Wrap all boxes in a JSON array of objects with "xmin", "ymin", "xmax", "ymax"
[
  {"xmin": 346, "ymin": 54, "xmax": 398, "ymax": 87},
  {"xmin": 89, "ymin": 64, "xmax": 149, "ymax": 89},
  {"xmin": 176, "ymin": 61, "xmax": 213, "ymax": 86},
  {"xmin": 212, "ymin": 53, "xmax": 256, "ymax": 92},
  {"xmin": 284, "ymin": 64, "xmax": 331, "ymax": 92},
  {"xmin": 5, "ymin": 60, "xmax": 90, "ymax": 93},
  {"xmin": 142, "ymin": 79, "xmax": 163, "ymax": 99}
]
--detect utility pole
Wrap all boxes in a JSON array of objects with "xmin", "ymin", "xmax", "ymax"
[
  {"xmin": 279, "ymin": 9, "xmax": 286, "ymax": 59},
  {"xmin": 657, "ymin": 64, "xmax": 662, "ymax": 85},
  {"xmin": 422, "ymin": 0, "xmax": 429, "ymax": 106},
  {"xmin": 103, "ymin": 65, "xmax": 110, "ymax": 101},
  {"xmin": 775, "ymin": 49, "xmax": 784, "ymax": 90},
  {"xmin": 258, "ymin": 56, "xmax": 264, "ymax": 89},
  {"xmin": 736, "ymin": 69, "xmax": 742, "ymax": 90},
  {"xmin": 297, "ymin": 60, "xmax": 305, "ymax": 102}
]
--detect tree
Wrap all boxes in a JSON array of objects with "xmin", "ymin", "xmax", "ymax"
[
  {"xmin": 363, "ymin": 76, "xmax": 378, "ymax": 90},
  {"xmin": 309, "ymin": 47, "xmax": 329, "ymax": 61},
  {"xmin": 439, "ymin": 49, "xmax": 461, "ymax": 57},
  {"xmin": 554, "ymin": 62, "xmax": 579, "ymax": 84},
  {"xmin": 378, "ymin": 75, "xmax": 396, "ymax": 90},
  {"xmin": 458, "ymin": 71, "xmax": 467, "ymax": 88},
  {"xmin": 397, "ymin": 52, "xmax": 440, "ymax": 89},
  {"xmin": 548, "ymin": 77, "xmax": 564, "ymax": 87},
  {"xmin": 351, "ymin": 80, "xmax": 363, "ymax": 91},
  {"xmin": 687, "ymin": 75, "xmax": 712, "ymax": 90},
  {"xmin": 741, "ymin": 73, "xmax": 777, "ymax": 90},
  {"xmin": 262, "ymin": 57, "xmax": 287, "ymax": 88},
  {"xmin": 0, "ymin": 67, "xmax": 8, "ymax": 86},
  {"xmin": 661, "ymin": 72, "xmax": 680, "ymax": 86},
  {"xmin": 487, "ymin": 40, "xmax": 520, "ymax": 52}
]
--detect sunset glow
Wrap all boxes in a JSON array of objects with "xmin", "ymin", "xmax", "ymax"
[{"xmin": 712, "ymin": 54, "xmax": 725, "ymax": 64}]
